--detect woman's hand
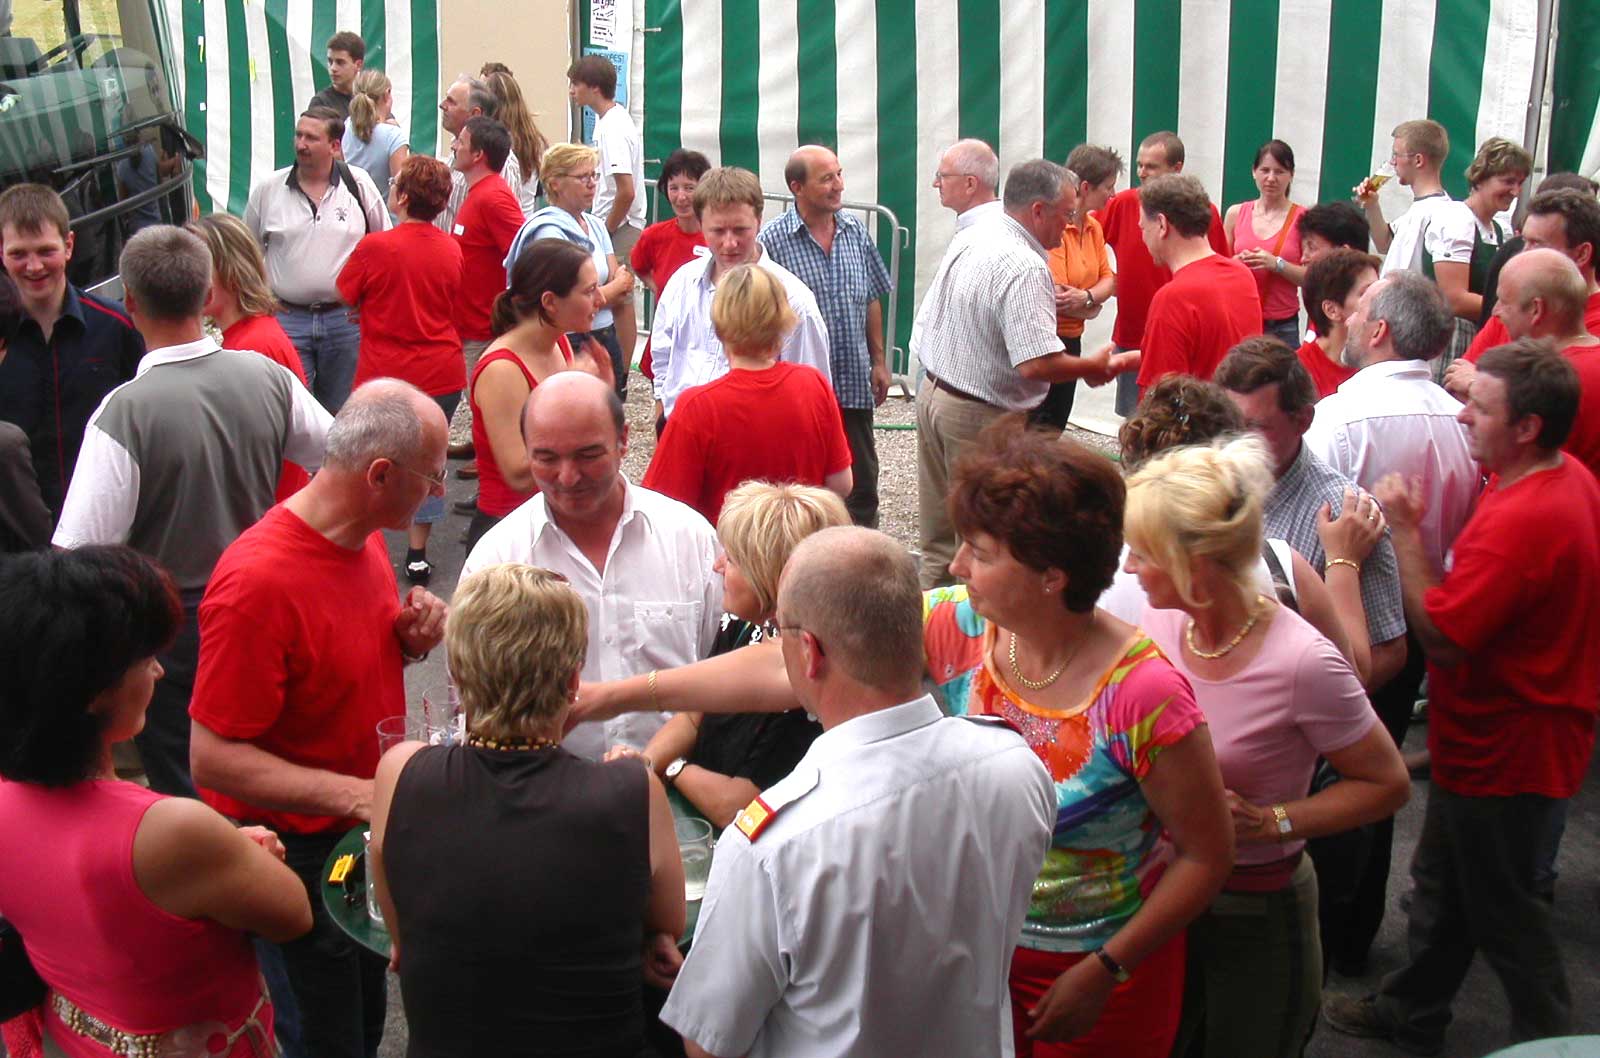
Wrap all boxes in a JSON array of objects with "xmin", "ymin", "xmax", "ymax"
[
  {"xmin": 1025, "ymin": 955, "xmax": 1117, "ymax": 1041},
  {"xmin": 1236, "ymin": 247, "xmax": 1278, "ymax": 272},
  {"xmin": 604, "ymin": 744, "xmax": 651, "ymax": 768},
  {"xmin": 1317, "ymin": 486, "xmax": 1386, "ymax": 564},
  {"xmin": 238, "ymin": 825, "xmax": 286, "ymax": 861},
  {"xmin": 1224, "ymin": 790, "xmax": 1278, "ymax": 845},
  {"xmin": 642, "ymin": 931, "xmax": 684, "ymax": 989}
]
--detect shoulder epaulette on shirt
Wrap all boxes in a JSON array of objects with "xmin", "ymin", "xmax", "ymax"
[
  {"xmin": 734, "ymin": 766, "xmax": 819, "ymax": 842},
  {"xmin": 961, "ymin": 713, "xmax": 1023, "ymax": 737}
]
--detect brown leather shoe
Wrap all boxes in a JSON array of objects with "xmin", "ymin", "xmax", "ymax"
[
  {"xmin": 448, "ymin": 440, "xmax": 474, "ymax": 460},
  {"xmin": 457, "ymin": 460, "xmax": 478, "ymax": 480}
]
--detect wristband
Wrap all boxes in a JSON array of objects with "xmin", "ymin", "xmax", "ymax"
[
  {"xmin": 1093, "ymin": 947, "xmax": 1130, "ymax": 984},
  {"xmin": 647, "ymin": 669, "xmax": 660, "ymax": 712},
  {"xmin": 1326, "ymin": 558, "xmax": 1361, "ymax": 575}
]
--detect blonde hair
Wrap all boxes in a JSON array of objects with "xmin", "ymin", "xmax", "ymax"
[
  {"xmin": 710, "ymin": 264, "xmax": 796, "ymax": 354},
  {"xmin": 717, "ymin": 482, "xmax": 850, "ymax": 618},
  {"xmin": 1123, "ymin": 436, "xmax": 1274, "ymax": 610},
  {"xmin": 540, "ymin": 142, "xmax": 598, "ymax": 185},
  {"xmin": 485, "ymin": 70, "xmax": 548, "ymax": 180},
  {"xmin": 348, "ymin": 69, "xmax": 390, "ymax": 144},
  {"xmin": 185, "ymin": 213, "xmax": 279, "ymax": 318},
  {"xmin": 446, "ymin": 565, "xmax": 588, "ymax": 738},
  {"xmin": 1466, "ymin": 136, "xmax": 1533, "ymax": 189},
  {"xmin": 692, "ymin": 166, "xmax": 765, "ymax": 218},
  {"xmin": 1393, "ymin": 119, "xmax": 1449, "ymax": 166}
]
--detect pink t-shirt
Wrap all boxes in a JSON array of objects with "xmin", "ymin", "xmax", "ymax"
[{"xmin": 1140, "ymin": 602, "xmax": 1376, "ymax": 864}]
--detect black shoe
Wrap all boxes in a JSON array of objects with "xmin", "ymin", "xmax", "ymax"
[
  {"xmin": 404, "ymin": 557, "xmax": 433, "ymax": 585},
  {"xmin": 454, "ymin": 496, "xmax": 478, "ymax": 515},
  {"xmin": 1322, "ymin": 994, "xmax": 1443, "ymax": 1056},
  {"xmin": 448, "ymin": 440, "xmax": 474, "ymax": 459}
]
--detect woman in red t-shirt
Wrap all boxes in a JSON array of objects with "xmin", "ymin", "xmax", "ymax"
[
  {"xmin": 630, "ymin": 148, "xmax": 710, "ymax": 390},
  {"xmin": 1297, "ymin": 248, "xmax": 1381, "ymax": 398},
  {"xmin": 642, "ymin": 264, "xmax": 852, "ymax": 526},
  {"xmin": 335, "ymin": 155, "xmax": 465, "ymax": 584},
  {"xmin": 1224, "ymin": 140, "xmax": 1307, "ymax": 350},
  {"xmin": 187, "ymin": 213, "xmax": 313, "ymax": 503},
  {"xmin": 465, "ymin": 239, "xmax": 614, "ymax": 551}
]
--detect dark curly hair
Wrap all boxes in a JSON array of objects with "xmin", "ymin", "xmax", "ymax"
[
  {"xmin": 0, "ymin": 546, "xmax": 180, "ymax": 786},
  {"xmin": 948, "ymin": 416, "xmax": 1125, "ymax": 613},
  {"xmin": 1118, "ymin": 375, "xmax": 1245, "ymax": 469}
]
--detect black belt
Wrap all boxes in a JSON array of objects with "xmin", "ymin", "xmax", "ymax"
[
  {"xmin": 280, "ymin": 300, "xmax": 342, "ymax": 313},
  {"xmin": 928, "ymin": 373, "xmax": 989, "ymax": 405}
]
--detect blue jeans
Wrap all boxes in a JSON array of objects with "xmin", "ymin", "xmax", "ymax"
[
  {"xmin": 278, "ymin": 305, "xmax": 362, "ymax": 413},
  {"xmin": 413, "ymin": 392, "xmax": 461, "ymax": 526}
]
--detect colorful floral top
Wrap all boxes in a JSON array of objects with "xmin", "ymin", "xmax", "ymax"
[{"xmin": 922, "ymin": 585, "xmax": 1206, "ymax": 951}]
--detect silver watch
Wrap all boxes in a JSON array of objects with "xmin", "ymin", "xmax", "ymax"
[{"xmin": 663, "ymin": 757, "xmax": 688, "ymax": 785}]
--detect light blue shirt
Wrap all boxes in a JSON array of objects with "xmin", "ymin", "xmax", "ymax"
[{"xmin": 342, "ymin": 121, "xmax": 407, "ymax": 197}]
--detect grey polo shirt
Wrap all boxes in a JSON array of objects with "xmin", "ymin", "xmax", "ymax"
[{"xmin": 244, "ymin": 162, "xmax": 391, "ymax": 305}]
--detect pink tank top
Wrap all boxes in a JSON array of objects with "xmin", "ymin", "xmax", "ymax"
[
  {"xmin": 469, "ymin": 336, "xmax": 573, "ymax": 517},
  {"xmin": 1234, "ymin": 199, "xmax": 1304, "ymax": 321},
  {"xmin": 0, "ymin": 779, "xmax": 268, "ymax": 1055}
]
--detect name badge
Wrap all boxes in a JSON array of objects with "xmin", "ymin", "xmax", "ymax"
[{"xmin": 453, "ymin": 223, "xmax": 466, "ymax": 236}]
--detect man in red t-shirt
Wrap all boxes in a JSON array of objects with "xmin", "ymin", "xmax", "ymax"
[
  {"xmin": 450, "ymin": 119, "xmax": 526, "ymax": 377},
  {"xmin": 1326, "ymin": 340, "xmax": 1598, "ymax": 1053},
  {"xmin": 1458, "ymin": 188, "xmax": 1600, "ymax": 370},
  {"xmin": 1093, "ymin": 131, "xmax": 1229, "ymax": 414},
  {"xmin": 1445, "ymin": 249, "xmax": 1600, "ymax": 478},
  {"xmin": 1130, "ymin": 174, "xmax": 1260, "ymax": 392},
  {"xmin": 189, "ymin": 379, "xmax": 449, "ymax": 1058}
]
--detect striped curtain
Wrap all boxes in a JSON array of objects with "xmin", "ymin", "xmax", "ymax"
[
  {"xmin": 638, "ymin": 0, "xmax": 1584, "ymax": 355},
  {"xmin": 157, "ymin": 0, "xmax": 441, "ymax": 217}
]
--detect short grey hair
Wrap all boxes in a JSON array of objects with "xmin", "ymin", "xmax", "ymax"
[
  {"xmin": 1370, "ymin": 271, "xmax": 1453, "ymax": 362},
  {"xmin": 944, "ymin": 139, "xmax": 999, "ymax": 194},
  {"xmin": 777, "ymin": 527, "xmax": 924, "ymax": 691},
  {"xmin": 464, "ymin": 78, "xmax": 498, "ymax": 119},
  {"xmin": 119, "ymin": 226, "xmax": 212, "ymax": 321},
  {"xmin": 323, "ymin": 379, "xmax": 428, "ymax": 472},
  {"xmin": 1003, "ymin": 159, "xmax": 1069, "ymax": 212}
]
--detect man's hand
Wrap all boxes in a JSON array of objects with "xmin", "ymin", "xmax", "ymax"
[
  {"xmin": 1025, "ymin": 956, "xmax": 1116, "ymax": 1041},
  {"xmin": 1443, "ymin": 358, "xmax": 1476, "ymax": 401},
  {"xmin": 1077, "ymin": 345, "xmax": 1113, "ymax": 385},
  {"xmin": 1353, "ymin": 177, "xmax": 1380, "ymax": 207},
  {"xmin": 642, "ymin": 931, "xmax": 684, "ymax": 990},
  {"xmin": 870, "ymin": 361, "xmax": 891, "ymax": 406},
  {"xmin": 394, "ymin": 586, "xmax": 446, "ymax": 659},
  {"xmin": 239, "ymin": 825, "xmax": 287, "ymax": 861},
  {"xmin": 1373, "ymin": 473, "xmax": 1428, "ymax": 533},
  {"xmin": 1317, "ymin": 486, "xmax": 1387, "ymax": 565}
]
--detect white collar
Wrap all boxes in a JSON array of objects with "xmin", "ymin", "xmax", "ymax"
[
  {"xmin": 135, "ymin": 335, "xmax": 220, "ymax": 377},
  {"xmin": 802, "ymin": 695, "xmax": 944, "ymax": 768}
]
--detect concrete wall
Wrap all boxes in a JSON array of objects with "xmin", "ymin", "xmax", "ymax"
[{"xmin": 437, "ymin": 0, "xmax": 574, "ymax": 152}]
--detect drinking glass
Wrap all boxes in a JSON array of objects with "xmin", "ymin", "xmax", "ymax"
[
  {"xmin": 421, "ymin": 684, "xmax": 462, "ymax": 745},
  {"xmin": 375, "ymin": 715, "xmax": 426, "ymax": 757},
  {"xmin": 362, "ymin": 830, "xmax": 385, "ymax": 927},
  {"xmin": 676, "ymin": 817, "xmax": 713, "ymax": 901}
]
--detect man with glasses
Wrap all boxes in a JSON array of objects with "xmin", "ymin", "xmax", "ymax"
[
  {"xmin": 1356, "ymin": 119, "xmax": 1472, "ymax": 284},
  {"xmin": 190, "ymin": 378, "xmax": 449, "ymax": 1058},
  {"xmin": 463, "ymin": 371, "xmax": 722, "ymax": 760},
  {"xmin": 53, "ymin": 225, "xmax": 331, "ymax": 798},
  {"xmin": 932, "ymin": 139, "xmax": 1002, "ymax": 232}
]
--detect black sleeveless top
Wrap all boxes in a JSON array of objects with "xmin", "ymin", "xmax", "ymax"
[{"xmin": 384, "ymin": 744, "xmax": 651, "ymax": 1057}]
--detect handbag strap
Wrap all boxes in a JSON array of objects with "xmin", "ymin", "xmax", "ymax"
[{"xmin": 1270, "ymin": 203, "xmax": 1303, "ymax": 258}]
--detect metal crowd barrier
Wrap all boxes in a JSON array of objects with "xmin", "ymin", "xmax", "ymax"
[{"xmin": 637, "ymin": 178, "xmax": 913, "ymax": 390}]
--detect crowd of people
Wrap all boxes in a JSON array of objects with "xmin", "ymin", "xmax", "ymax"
[{"xmin": 0, "ymin": 25, "xmax": 1597, "ymax": 1058}]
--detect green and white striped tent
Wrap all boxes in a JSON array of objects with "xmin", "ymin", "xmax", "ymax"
[
  {"xmin": 613, "ymin": 0, "xmax": 1600, "ymax": 362},
  {"xmin": 157, "ymin": 0, "xmax": 441, "ymax": 217}
]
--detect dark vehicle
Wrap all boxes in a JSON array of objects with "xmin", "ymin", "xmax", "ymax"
[{"xmin": 0, "ymin": 0, "xmax": 201, "ymax": 292}]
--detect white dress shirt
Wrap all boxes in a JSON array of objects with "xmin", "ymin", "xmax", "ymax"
[
  {"xmin": 1304, "ymin": 358, "xmax": 1480, "ymax": 575},
  {"xmin": 461, "ymin": 480, "xmax": 722, "ymax": 758},
  {"xmin": 661, "ymin": 695, "xmax": 1054, "ymax": 1058},
  {"xmin": 955, "ymin": 199, "xmax": 1003, "ymax": 233},
  {"xmin": 649, "ymin": 250, "xmax": 834, "ymax": 416},
  {"xmin": 244, "ymin": 164, "xmax": 391, "ymax": 305}
]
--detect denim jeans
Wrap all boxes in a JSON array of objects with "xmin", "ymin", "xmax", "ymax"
[
  {"xmin": 278, "ymin": 305, "xmax": 362, "ymax": 413},
  {"xmin": 413, "ymin": 392, "xmax": 461, "ymax": 526}
]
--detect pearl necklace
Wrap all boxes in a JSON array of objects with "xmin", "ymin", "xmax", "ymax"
[
  {"xmin": 1185, "ymin": 595, "xmax": 1269, "ymax": 660},
  {"xmin": 1008, "ymin": 631, "xmax": 1083, "ymax": 691}
]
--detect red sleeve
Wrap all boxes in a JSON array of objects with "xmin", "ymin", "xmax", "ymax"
[
  {"xmin": 190, "ymin": 595, "xmax": 291, "ymax": 739},
  {"xmin": 817, "ymin": 376, "xmax": 853, "ymax": 474},
  {"xmin": 640, "ymin": 403, "xmax": 708, "ymax": 510},
  {"xmin": 1136, "ymin": 288, "xmax": 1191, "ymax": 388},
  {"xmin": 631, "ymin": 224, "xmax": 659, "ymax": 277},
  {"xmin": 336, "ymin": 237, "xmax": 369, "ymax": 306},
  {"xmin": 490, "ymin": 194, "xmax": 527, "ymax": 252},
  {"xmin": 1422, "ymin": 519, "xmax": 1524, "ymax": 653},
  {"xmin": 1465, "ymin": 316, "xmax": 1508, "ymax": 364},
  {"xmin": 1207, "ymin": 205, "xmax": 1230, "ymax": 256}
]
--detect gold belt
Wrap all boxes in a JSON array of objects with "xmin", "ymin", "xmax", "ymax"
[{"xmin": 50, "ymin": 983, "xmax": 276, "ymax": 1058}]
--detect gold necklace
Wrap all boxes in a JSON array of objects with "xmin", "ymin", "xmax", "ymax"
[
  {"xmin": 1185, "ymin": 595, "xmax": 1268, "ymax": 660},
  {"xmin": 1008, "ymin": 630, "xmax": 1084, "ymax": 691},
  {"xmin": 464, "ymin": 732, "xmax": 561, "ymax": 752}
]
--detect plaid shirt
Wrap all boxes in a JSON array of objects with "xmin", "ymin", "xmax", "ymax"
[
  {"xmin": 1267, "ymin": 443, "xmax": 1408, "ymax": 645},
  {"xmin": 759, "ymin": 210, "xmax": 893, "ymax": 409}
]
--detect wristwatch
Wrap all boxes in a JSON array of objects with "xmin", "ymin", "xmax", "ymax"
[
  {"xmin": 663, "ymin": 757, "xmax": 688, "ymax": 786},
  {"xmin": 1084, "ymin": 289, "xmax": 1096, "ymax": 309},
  {"xmin": 1271, "ymin": 804, "xmax": 1293, "ymax": 840}
]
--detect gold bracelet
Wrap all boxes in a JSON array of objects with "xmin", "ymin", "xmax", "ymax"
[
  {"xmin": 1326, "ymin": 558, "xmax": 1361, "ymax": 575},
  {"xmin": 647, "ymin": 669, "xmax": 659, "ymax": 711}
]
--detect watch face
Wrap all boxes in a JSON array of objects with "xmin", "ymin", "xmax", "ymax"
[{"xmin": 666, "ymin": 759, "xmax": 686, "ymax": 779}]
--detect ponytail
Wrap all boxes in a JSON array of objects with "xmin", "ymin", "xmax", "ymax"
[{"xmin": 491, "ymin": 289, "xmax": 522, "ymax": 338}]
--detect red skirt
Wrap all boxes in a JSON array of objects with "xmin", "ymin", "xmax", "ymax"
[{"xmin": 1009, "ymin": 930, "xmax": 1186, "ymax": 1058}]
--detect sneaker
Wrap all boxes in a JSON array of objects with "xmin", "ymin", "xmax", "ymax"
[
  {"xmin": 1322, "ymin": 994, "xmax": 1442, "ymax": 1056},
  {"xmin": 404, "ymin": 558, "xmax": 433, "ymax": 585}
]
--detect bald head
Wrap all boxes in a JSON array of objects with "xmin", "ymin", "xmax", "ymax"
[
  {"xmin": 325, "ymin": 378, "xmax": 445, "ymax": 473},
  {"xmin": 936, "ymin": 139, "xmax": 999, "ymax": 213},
  {"xmin": 522, "ymin": 371, "xmax": 624, "ymax": 439},
  {"xmin": 786, "ymin": 144, "xmax": 844, "ymax": 218},
  {"xmin": 520, "ymin": 371, "xmax": 627, "ymax": 524},
  {"xmin": 1499, "ymin": 247, "xmax": 1589, "ymax": 337},
  {"xmin": 777, "ymin": 526, "xmax": 924, "ymax": 694}
]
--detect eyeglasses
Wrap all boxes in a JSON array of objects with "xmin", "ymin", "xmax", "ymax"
[
  {"xmin": 397, "ymin": 463, "xmax": 448, "ymax": 491},
  {"xmin": 567, "ymin": 172, "xmax": 600, "ymax": 185}
]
